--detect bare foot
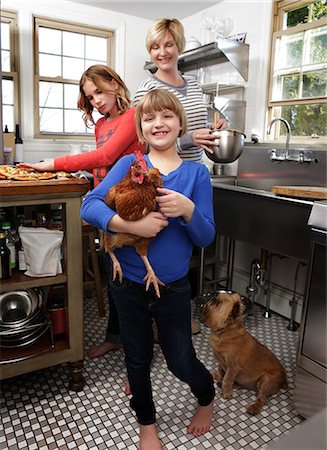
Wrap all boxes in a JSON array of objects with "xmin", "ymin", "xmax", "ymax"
[
  {"xmin": 124, "ymin": 379, "xmax": 132, "ymax": 396},
  {"xmin": 187, "ymin": 401, "xmax": 214, "ymax": 436},
  {"xmin": 88, "ymin": 341, "xmax": 122, "ymax": 358},
  {"xmin": 139, "ymin": 424, "xmax": 162, "ymax": 450}
]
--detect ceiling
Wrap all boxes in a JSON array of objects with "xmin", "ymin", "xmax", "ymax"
[{"xmin": 69, "ymin": 1, "xmax": 218, "ymax": 21}]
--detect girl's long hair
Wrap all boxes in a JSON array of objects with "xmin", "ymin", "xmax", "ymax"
[{"xmin": 78, "ymin": 65, "xmax": 131, "ymax": 126}]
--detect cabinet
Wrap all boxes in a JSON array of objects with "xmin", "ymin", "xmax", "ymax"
[
  {"xmin": 0, "ymin": 178, "xmax": 90, "ymax": 391},
  {"xmin": 144, "ymin": 37, "xmax": 249, "ymax": 132}
]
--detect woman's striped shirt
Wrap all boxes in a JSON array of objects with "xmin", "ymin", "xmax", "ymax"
[{"xmin": 134, "ymin": 75, "xmax": 208, "ymax": 162}]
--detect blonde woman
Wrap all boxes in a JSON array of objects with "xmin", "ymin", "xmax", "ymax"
[{"xmin": 134, "ymin": 18, "xmax": 227, "ymax": 163}]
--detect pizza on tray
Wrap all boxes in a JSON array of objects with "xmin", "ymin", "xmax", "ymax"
[{"xmin": 0, "ymin": 165, "xmax": 72, "ymax": 181}]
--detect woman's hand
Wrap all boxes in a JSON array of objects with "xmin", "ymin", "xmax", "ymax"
[
  {"xmin": 156, "ymin": 187, "xmax": 195, "ymax": 223},
  {"xmin": 213, "ymin": 116, "xmax": 228, "ymax": 130},
  {"xmin": 17, "ymin": 160, "xmax": 55, "ymax": 171},
  {"xmin": 191, "ymin": 128, "xmax": 218, "ymax": 153}
]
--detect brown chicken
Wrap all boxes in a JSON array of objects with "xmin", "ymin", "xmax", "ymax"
[{"xmin": 101, "ymin": 152, "xmax": 164, "ymax": 297}]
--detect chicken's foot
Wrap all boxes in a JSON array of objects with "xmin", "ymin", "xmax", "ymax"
[
  {"xmin": 140, "ymin": 255, "xmax": 165, "ymax": 298},
  {"xmin": 108, "ymin": 250, "xmax": 123, "ymax": 283}
]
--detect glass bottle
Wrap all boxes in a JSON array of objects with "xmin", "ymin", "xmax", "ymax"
[
  {"xmin": 2, "ymin": 221, "xmax": 16, "ymax": 270},
  {"xmin": 0, "ymin": 231, "xmax": 11, "ymax": 279},
  {"xmin": 15, "ymin": 124, "xmax": 24, "ymax": 163}
]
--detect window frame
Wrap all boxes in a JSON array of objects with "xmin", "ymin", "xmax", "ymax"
[
  {"xmin": 267, "ymin": 0, "xmax": 327, "ymax": 143},
  {"xmin": 33, "ymin": 16, "xmax": 115, "ymax": 139},
  {"xmin": 1, "ymin": 10, "xmax": 20, "ymax": 132}
]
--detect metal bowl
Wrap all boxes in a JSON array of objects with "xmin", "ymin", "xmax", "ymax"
[
  {"xmin": 0, "ymin": 290, "xmax": 42, "ymax": 327},
  {"xmin": 205, "ymin": 129, "xmax": 246, "ymax": 164}
]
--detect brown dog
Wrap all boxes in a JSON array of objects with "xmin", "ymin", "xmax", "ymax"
[{"xmin": 202, "ymin": 292, "xmax": 287, "ymax": 415}]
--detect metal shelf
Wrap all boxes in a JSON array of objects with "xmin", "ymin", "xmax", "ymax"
[{"xmin": 144, "ymin": 37, "xmax": 249, "ymax": 81}]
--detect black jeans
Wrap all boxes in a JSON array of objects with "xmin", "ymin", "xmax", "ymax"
[
  {"xmin": 109, "ymin": 276, "xmax": 215, "ymax": 425},
  {"xmin": 101, "ymin": 252, "xmax": 121, "ymax": 344}
]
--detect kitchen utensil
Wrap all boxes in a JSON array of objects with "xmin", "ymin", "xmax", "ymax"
[
  {"xmin": 272, "ymin": 186, "xmax": 327, "ymax": 200},
  {"xmin": 205, "ymin": 129, "xmax": 246, "ymax": 163},
  {"xmin": 184, "ymin": 36, "xmax": 201, "ymax": 51},
  {"xmin": 0, "ymin": 289, "xmax": 42, "ymax": 324}
]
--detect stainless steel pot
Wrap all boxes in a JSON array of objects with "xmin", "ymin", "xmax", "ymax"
[
  {"xmin": 205, "ymin": 129, "xmax": 246, "ymax": 164},
  {"xmin": 0, "ymin": 289, "xmax": 42, "ymax": 327}
]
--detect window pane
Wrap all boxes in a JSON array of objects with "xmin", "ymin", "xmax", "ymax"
[
  {"xmin": 39, "ymin": 54, "xmax": 62, "ymax": 77},
  {"xmin": 39, "ymin": 27, "xmax": 61, "ymax": 55},
  {"xmin": 63, "ymin": 56, "xmax": 84, "ymax": 80},
  {"xmin": 39, "ymin": 82, "xmax": 63, "ymax": 108},
  {"xmin": 85, "ymin": 59, "xmax": 105, "ymax": 70},
  {"xmin": 285, "ymin": 5, "xmax": 309, "ymax": 29},
  {"xmin": 308, "ymin": 26, "xmax": 327, "ymax": 64},
  {"xmin": 63, "ymin": 31, "xmax": 84, "ymax": 58},
  {"xmin": 3, "ymin": 105, "xmax": 14, "ymax": 132},
  {"xmin": 64, "ymin": 84, "xmax": 79, "ymax": 109},
  {"xmin": 64, "ymin": 109, "xmax": 84, "ymax": 133},
  {"xmin": 1, "ymin": 22, "xmax": 10, "ymax": 50},
  {"xmin": 312, "ymin": 1, "xmax": 327, "ymax": 21},
  {"xmin": 282, "ymin": 74, "xmax": 300, "ymax": 99},
  {"xmin": 85, "ymin": 35, "xmax": 107, "ymax": 61},
  {"xmin": 275, "ymin": 103, "xmax": 327, "ymax": 138},
  {"xmin": 303, "ymin": 70, "xmax": 327, "ymax": 97},
  {"xmin": 40, "ymin": 108, "xmax": 63, "ymax": 133},
  {"xmin": 2, "ymin": 49, "xmax": 10, "ymax": 72},
  {"xmin": 2, "ymin": 79, "xmax": 14, "ymax": 104},
  {"xmin": 276, "ymin": 33, "xmax": 303, "ymax": 69}
]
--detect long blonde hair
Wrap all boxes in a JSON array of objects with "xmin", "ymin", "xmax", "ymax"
[
  {"xmin": 78, "ymin": 65, "xmax": 131, "ymax": 126},
  {"xmin": 135, "ymin": 89, "xmax": 187, "ymax": 144},
  {"xmin": 146, "ymin": 18, "xmax": 186, "ymax": 54}
]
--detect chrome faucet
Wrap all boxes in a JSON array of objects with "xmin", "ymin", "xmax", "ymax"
[{"xmin": 267, "ymin": 117, "xmax": 291, "ymax": 154}]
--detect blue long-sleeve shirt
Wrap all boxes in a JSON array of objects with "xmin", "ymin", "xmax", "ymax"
[{"xmin": 80, "ymin": 154, "xmax": 215, "ymax": 284}]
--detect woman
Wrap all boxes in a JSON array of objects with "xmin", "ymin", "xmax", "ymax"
[
  {"xmin": 20, "ymin": 65, "xmax": 145, "ymax": 359},
  {"xmin": 134, "ymin": 18, "xmax": 228, "ymax": 162}
]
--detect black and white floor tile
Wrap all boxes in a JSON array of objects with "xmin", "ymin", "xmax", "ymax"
[{"xmin": 1, "ymin": 289, "xmax": 304, "ymax": 449}]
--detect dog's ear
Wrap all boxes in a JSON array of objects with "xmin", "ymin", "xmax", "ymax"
[{"xmin": 230, "ymin": 302, "xmax": 240, "ymax": 320}]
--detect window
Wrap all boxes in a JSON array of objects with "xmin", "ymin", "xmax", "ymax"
[
  {"xmin": 1, "ymin": 11, "xmax": 19, "ymax": 133},
  {"xmin": 268, "ymin": 0, "xmax": 327, "ymax": 144},
  {"xmin": 34, "ymin": 17, "xmax": 114, "ymax": 138}
]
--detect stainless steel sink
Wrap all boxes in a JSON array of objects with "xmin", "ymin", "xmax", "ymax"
[{"xmin": 212, "ymin": 145, "xmax": 327, "ymax": 262}]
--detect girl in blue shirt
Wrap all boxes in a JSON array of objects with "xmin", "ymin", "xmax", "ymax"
[{"xmin": 81, "ymin": 89, "xmax": 215, "ymax": 450}]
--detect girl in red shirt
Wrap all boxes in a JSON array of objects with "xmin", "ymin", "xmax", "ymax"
[
  {"xmin": 22, "ymin": 65, "xmax": 145, "ymax": 186},
  {"xmin": 21, "ymin": 65, "xmax": 145, "ymax": 358}
]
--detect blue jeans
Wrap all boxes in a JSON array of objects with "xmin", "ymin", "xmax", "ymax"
[{"xmin": 109, "ymin": 276, "xmax": 215, "ymax": 425}]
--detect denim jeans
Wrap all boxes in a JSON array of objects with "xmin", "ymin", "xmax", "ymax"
[
  {"xmin": 100, "ymin": 252, "xmax": 121, "ymax": 344},
  {"xmin": 109, "ymin": 276, "xmax": 215, "ymax": 425}
]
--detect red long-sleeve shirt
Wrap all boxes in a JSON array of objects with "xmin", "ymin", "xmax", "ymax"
[{"xmin": 54, "ymin": 107, "xmax": 145, "ymax": 186}]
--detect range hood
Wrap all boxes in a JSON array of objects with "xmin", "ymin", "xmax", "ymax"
[{"xmin": 144, "ymin": 38, "xmax": 249, "ymax": 82}]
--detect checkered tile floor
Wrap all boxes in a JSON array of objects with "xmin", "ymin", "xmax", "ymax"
[{"xmin": 1, "ymin": 290, "xmax": 303, "ymax": 449}]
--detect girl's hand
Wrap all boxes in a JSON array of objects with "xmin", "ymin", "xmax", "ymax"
[
  {"xmin": 156, "ymin": 187, "xmax": 195, "ymax": 223},
  {"xmin": 17, "ymin": 160, "xmax": 55, "ymax": 171},
  {"xmin": 129, "ymin": 211, "xmax": 168, "ymax": 238}
]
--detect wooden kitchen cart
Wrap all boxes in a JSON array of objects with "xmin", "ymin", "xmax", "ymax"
[{"xmin": 0, "ymin": 177, "xmax": 90, "ymax": 391}]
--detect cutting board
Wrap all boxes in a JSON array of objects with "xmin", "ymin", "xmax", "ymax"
[{"xmin": 272, "ymin": 185, "xmax": 327, "ymax": 200}]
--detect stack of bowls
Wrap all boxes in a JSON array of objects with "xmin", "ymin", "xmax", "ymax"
[{"xmin": 0, "ymin": 289, "xmax": 49, "ymax": 348}]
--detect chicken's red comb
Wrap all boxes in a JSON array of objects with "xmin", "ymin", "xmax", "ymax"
[
  {"xmin": 134, "ymin": 151, "xmax": 145, "ymax": 162},
  {"xmin": 134, "ymin": 151, "xmax": 147, "ymax": 170}
]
